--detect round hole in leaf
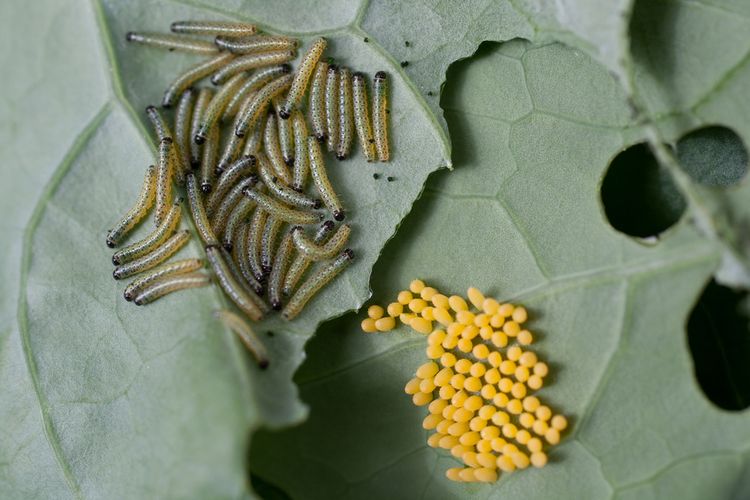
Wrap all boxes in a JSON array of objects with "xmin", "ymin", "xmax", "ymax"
[
  {"xmin": 600, "ymin": 143, "xmax": 686, "ymax": 238},
  {"xmin": 676, "ymin": 125, "xmax": 748, "ymax": 187},
  {"xmin": 687, "ymin": 279, "xmax": 750, "ymax": 411}
]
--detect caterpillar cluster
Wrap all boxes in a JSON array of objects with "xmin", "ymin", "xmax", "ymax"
[
  {"xmin": 106, "ymin": 20, "xmax": 394, "ymax": 366},
  {"xmin": 362, "ymin": 280, "xmax": 568, "ymax": 483}
]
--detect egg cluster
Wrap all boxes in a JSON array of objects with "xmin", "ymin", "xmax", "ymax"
[{"xmin": 362, "ymin": 280, "xmax": 568, "ymax": 483}]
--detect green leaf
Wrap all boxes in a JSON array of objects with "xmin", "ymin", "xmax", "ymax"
[
  {"xmin": 3, "ymin": 0, "xmax": 750, "ymax": 498},
  {"xmin": 249, "ymin": 11, "xmax": 750, "ymax": 500},
  {"xmin": 1, "ymin": 0, "xmax": 448, "ymax": 498}
]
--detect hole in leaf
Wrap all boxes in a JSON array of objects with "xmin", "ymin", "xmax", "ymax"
[
  {"xmin": 676, "ymin": 125, "xmax": 749, "ymax": 187},
  {"xmin": 687, "ymin": 279, "xmax": 750, "ymax": 411},
  {"xmin": 250, "ymin": 473, "xmax": 293, "ymax": 500},
  {"xmin": 600, "ymin": 143, "xmax": 686, "ymax": 238}
]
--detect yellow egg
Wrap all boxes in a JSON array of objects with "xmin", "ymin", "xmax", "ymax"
[
  {"xmin": 454, "ymin": 358, "xmax": 472, "ymax": 374},
  {"xmin": 428, "ymin": 399, "xmax": 448, "ymax": 415},
  {"xmin": 482, "ymin": 298, "xmax": 499, "ymax": 315},
  {"xmin": 530, "ymin": 451, "xmax": 548, "ymax": 468},
  {"xmin": 412, "ymin": 392, "xmax": 432, "ymax": 406},
  {"xmin": 408, "ymin": 298, "xmax": 428, "ymax": 313},
  {"xmin": 497, "ymin": 303, "xmax": 514, "ymax": 317},
  {"xmin": 412, "ymin": 317, "xmax": 433, "ymax": 334},
  {"xmin": 551, "ymin": 414, "xmax": 568, "ymax": 431},
  {"xmin": 397, "ymin": 290, "xmax": 413, "ymax": 304},
  {"xmin": 426, "ymin": 343, "xmax": 444, "ymax": 359},
  {"xmin": 375, "ymin": 316, "xmax": 396, "ymax": 331},
  {"xmin": 422, "ymin": 414, "xmax": 442, "ymax": 430},
  {"xmin": 459, "ymin": 431, "xmax": 480, "ymax": 446},
  {"xmin": 440, "ymin": 352, "xmax": 457, "ymax": 368},
  {"xmin": 523, "ymin": 396, "xmax": 540, "ymax": 412},
  {"xmin": 496, "ymin": 454, "xmax": 516, "ymax": 472},
  {"xmin": 545, "ymin": 427, "xmax": 560, "ymax": 445},
  {"xmin": 536, "ymin": 405, "xmax": 552, "ymax": 421},
  {"xmin": 427, "ymin": 433, "xmax": 442, "ymax": 448},
  {"xmin": 433, "ymin": 307, "xmax": 453, "ymax": 326},
  {"xmin": 534, "ymin": 362, "xmax": 549, "ymax": 377},
  {"xmin": 409, "ymin": 279, "xmax": 425, "ymax": 294},
  {"xmin": 506, "ymin": 346, "xmax": 522, "ymax": 361},
  {"xmin": 360, "ymin": 318, "xmax": 377, "ymax": 333},
  {"xmin": 527, "ymin": 437, "xmax": 543, "ymax": 453},
  {"xmin": 448, "ymin": 295, "xmax": 469, "ymax": 312},
  {"xmin": 503, "ymin": 321, "xmax": 521, "ymax": 336},
  {"xmin": 493, "ymin": 393, "xmax": 509, "ymax": 408},
  {"xmin": 421, "ymin": 307, "xmax": 435, "ymax": 321},
  {"xmin": 464, "ymin": 377, "xmax": 482, "ymax": 392},
  {"xmin": 512, "ymin": 306, "xmax": 528, "ymax": 323},
  {"xmin": 519, "ymin": 412, "xmax": 535, "ymax": 429},
  {"xmin": 491, "ymin": 411, "xmax": 510, "ymax": 426},
  {"xmin": 507, "ymin": 399, "xmax": 523, "ymax": 415},
  {"xmin": 445, "ymin": 467, "xmax": 463, "ymax": 482},
  {"xmin": 478, "ymin": 405, "xmax": 497, "ymax": 420},
  {"xmin": 517, "ymin": 329, "xmax": 534, "ymax": 345},
  {"xmin": 458, "ymin": 467, "xmax": 476, "ymax": 482},
  {"xmin": 428, "ymin": 329, "xmax": 446, "ymax": 346},
  {"xmin": 404, "ymin": 377, "xmax": 420, "ymax": 395},
  {"xmin": 467, "ymin": 287, "xmax": 485, "ymax": 309},
  {"xmin": 367, "ymin": 304, "xmax": 384, "ymax": 319},
  {"xmin": 484, "ymin": 368, "xmax": 501, "ymax": 385},
  {"xmin": 434, "ymin": 367, "xmax": 454, "ymax": 387},
  {"xmin": 481, "ymin": 425, "xmax": 501, "ymax": 440},
  {"xmin": 511, "ymin": 382, "xmax": 527, "ymax": 399},
  {"xmin": 474, "ymin": 467, "xmax": 498, "ymax": 483},
  {"xmin": 476, "ymin": 453, "xmax": 497, "ymax": 469},
  {"xmin": 431, "ymin": 293, "xmax": 449, "ymax": 309},
  {"xmin": 491, "ymin": 331, "xmax": 508, "ymax": 348},
  {"xmin": 473, "ymin": 343, "xmax": 490, "ymax": 359},
  {"xmin": 386, "ymin": 302, "xmax": 403, "ymax": 317},
  {"xmin": 420, "ymin": 286, "xmax": 439, "ymax": 301}
]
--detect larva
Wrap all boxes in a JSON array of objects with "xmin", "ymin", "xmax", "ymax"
[
  {"xmin": 210, "ymin": 176, "xmax": 258, "ymax": 236},
  {"xmin": 257, "ymin": 153, "xmax": 320, "ymax": 209},
  {"xmin": 162, "ymin": 52, "xmax": 233, "ymax": 108},
  {"xmin": 106, "ymin": 165, "xmax": 156, "ymax": 248},
  {"xmin": 222, "ymin": 65, "xmax": 290, "ymax": 122},
  {"xmin": 200, "ymin": 124, "xmax": 219, "ymax": 193},
  {"xmin": 113, "ymin": 229, "xmax": 191, "ymax": 280},
  {"xmin": 194, "ymin": 73, "xmax": 247, "ymax": 144},
  {"xmin": 263, "ymin": 109, "xmax": 293, "ymax": 184},
  {"xmin": 215, "ymin": 35, "xmax": 298, "ymax": 54},
  {"xmin": 352, "ymin": 73, "xmax": 376, "ymax": 162},
  {"xmin": 282, "ymin": 220, "xmax": 334, "ymax": 296},
  {"xmin": 281, "ymin": 249, "xmax": 354, "ymax": 320},
  {"xmin": 308, "ymin": 62, "xmax": 328, "ymax": 142},
  {"xmin": 279, "ymin": 37, "xmax": 327, "ymax": 119},
  {"xmin": 373, "ymin": 71, "xmax": 390, "ymax": 162},
  {"xmin": 190, "ymin": 87, "xmax": 213, "ymax": 168},
  {"xmin": 247, "ymin": 208, "xmax": 267, "ymax": 281},
  {"xmin": 241, "ymin": 117, "xmax": 264, "ymax": 157},
  {"xmin": 217, "ymin": 93, "xmax": 254, "ymax": 173},
  {"xmin": 126, "ymin": 32, "xmax": 218, "ymax": 54},
  {"xmin": 325, "ymin": 64, "xmax": 339, "ymax": 153},
  {"xmin": 222, "ymin": 197, "xmax": 256, "ymax": 251},
  {"xmin": 243, "ymin": 186, "xmax": 322, "ymax": 225},
  {"xmin": 260, "ymin": 215, "xmax": 282, "ymax": 275},
  {"xmin": 154, "ymin": 138, "xmax": 174, "ymax": 226},
  {"xmin": 273, "ymin": 98, "xmax": 294, "ymax": 166},
  {"xmin": 337, "ymin": 66, "xmax": 353, "ymax": 160},
  {"xmin": 234, "ymin": 73, "xmax": 293, "ymax": 137},
  {"xmin": 210, "ymin": 50, "xmax": 296, "ymax": 85},
  {"xmin": 206, "ymin": 155, "xmax": 256, "ymax": 216},
  {"xmin": 308, "ymin": 136, "xmax": 345, "ymax": 221},
  {"xmin": 219, "ymin": 245, "xmax": 264, "ymax": 297},
  {"xmin": 170, "ymin": 20, "xmax": 257, "ymax": 37},
  {"xmin": 233, "ymin": 223, "xmax": 264, "ymax": 296},
  {"xmin": 186, "ymin": 173, "xmax": 219, "ymax": 246},
  {"xmin": 291, "ymin": 223, "xmax": 350, "ymax": 261},
  {"xmin": 123, "ymin": 258, "xmax": 204, "ymax": 301},
  {"xmin": 112, "ymin": 199, "xmax": 182, "ymax": 265},
  {"xmin": 213, "ymin": 309, "xmax": 269, "ymax": 368},
  {"xmin": 174, "ymin": 88, "xmax": 195, "ymax": 178},
  {"xmin": 268, "ymin": 229, "xmax": 294, "ymax": 310},
  {"xmin": 205, "ymin": 245, "xmax": 265, "ymax": 321},
  {"xmin": 146, "ymin": 105, "xmax": 173, "ymax": 142},
  {"xmin": 133, "ymin": 272, "xmax": 211, "ymax": 306},
  {"xmin": 291, "ymin": 111, "xmax": 310, "ymax": 191}
]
